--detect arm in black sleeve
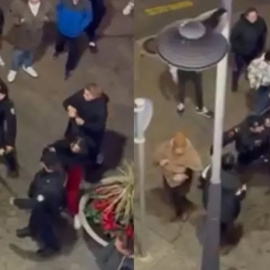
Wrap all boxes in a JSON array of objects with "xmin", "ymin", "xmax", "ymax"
[
  {"xmin": 50, "ymin": 139, "xmax": 70, "ymax": 152},
  {"xmin": 5, "ymin": 103, "xmax": 17, "ymax": 147},
  {"xmin": 63, "ymin": 90, "xmax": 82, "ymax": 110},
  {"xmin": 230, "ymin": 22, "xmax": 241, "ymax": 53},
  {"xmin": 0, "ymin": 8, "xmax": 5, "ymax": 36},
  {"xmin": 0, "ymin": 122, "xmax": 5, "ymax": 149},
  {"xmin": 259, "ymin": 19, "xmax": 268, "ymax": 52}
]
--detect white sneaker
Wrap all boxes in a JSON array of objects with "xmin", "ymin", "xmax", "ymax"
[
  {"xmin": 123, "ymin": 1, "xmax": 134, "ymax": 15},
  {"xmin": 74, "ymin": 214, "xmax": 81, "ymax": 230},
  {"xmin": 0, "ymin": 56, "xmax": 5, "ymax": 66},
  {"xmin": 7, "ymin": 70, "xmax": 17, "ymax": 83},
  {"xmin": 177, "ymin": 103, "xmax": 185, "ymax": 113},
  {"xmin": 22, "ymin": 66, "xmax": 38, "ymax": 78}
]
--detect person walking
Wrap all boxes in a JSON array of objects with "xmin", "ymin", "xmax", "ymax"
[
  {"xmin": 7, "ymin": 0, "xmax": 53, "ymax": 83},
  {"xmin": 154, "ymin": 132, "xmax": 203, "ymax": 221},
  {"xmin": 231, "ymin": 7, "xmax": 267, "ymax": 92},
  {"xmin": 63, "ymin": 83, "xmax": 108, "ymax": 166},
  {"xmin": 170, "ymin": 66, "xmax": 214, "ymax": 118},
  {"xmin": 12, "ymin": 150, "xmax": 66, "ymax": 256},
  {"xmin": 247, "ymin": 51, "xmax": 270, "ymax": 115},
  {"xmin": 85, "ymin": 0, "xmax": 106, "ymax": 53},
  {"xmin": 54, "ymin": 0, "xmax": 93, "ymax": 80},
  {"xmin": 0, "ymin": 80, "xmax": 18, "ymax": 178}
]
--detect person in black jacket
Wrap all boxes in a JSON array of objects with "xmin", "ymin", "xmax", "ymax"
[
  {"xmin": 63, "ymin": 83, "xmax": 108, "ymax": 165},
  {"xmin": 231, "ymin": 7, "xmax": 267, "ymax": 92},
  {"xmin": 200, "ymin": 154, "xmax": 246, "ymax": 249},
  {"xmin": 0, "ymin": 7, "xmax": 5, "ymax": 66},
  {"xmin": 85, "ymin": 0, "xmax": 106, "ymax": 53},
  {"xmin": 0, "ymin": 80, "xmax": 18, "ymax": 178},
  {"xmin": 43, "ymin": 136, "xmax": 89, "ymax": 229},
  {"xmin": 11, "ymin": 150, "xmax": 66, "ymax": 256}
]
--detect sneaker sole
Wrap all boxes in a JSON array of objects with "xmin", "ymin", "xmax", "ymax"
[{"xmin": 196, "ymin": 111, "xmax": 213, "ymax": 118}]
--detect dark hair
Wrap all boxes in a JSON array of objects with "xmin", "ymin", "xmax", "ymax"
[
  {"xmin": 265, "ymin": 51, "xmax": 270, "ymax": 61},
  {"xmin": 246, "ymin": 115, "xmax": 264, "ymax": 128},
  {"xmin": 116, "ymin": 231, "xmax": 134, "ymax": 253},
  {"xmin": 221, "ymin": 153, "xmax": 235, "ymax": 170},
  {"xmin": 245, "ymin": 7, "xmax": 258, "ymax": 16},
  {"xmin": 84, "ymin": 83, "xmax": 103, "ymax": 98},
  {"xmin": 40, "ymin": 148, "xmax": 61, "ymax": 171}
]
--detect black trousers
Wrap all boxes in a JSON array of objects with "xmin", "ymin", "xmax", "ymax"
[
  {"xmin": 4, "ymin": 151, "xmax": 18, "ymax": 173},
  {"xmin": 232, "ymin": 53, "xmax": 258, "ymax": 91},
  {"xmin": 55, "ymin": 31, "xmax": 80, "ymax": 72},
  {"xmin": 177, "ymin": 70, "xmax": 203, "ymax": 110},
  {"xmin": 85, "ymin": 0, "xmax": 106, "ymax": 42}
]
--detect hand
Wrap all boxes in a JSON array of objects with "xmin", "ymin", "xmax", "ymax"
[
  {"xmin": 67, "ymin": 105, "xmax": 77, "ymax": 118},
  {"xmin": 49, "ymin": 147, "xmax": 56, "ymax": 152},
  {"xmin": 173, "ymin": 174, "xmax": 188, "ymax": 183},
  {"xmin": 75, "ymin": 117, "xmax": 85, "ymax": 126},
  {"xmin": 6, "ymin": 146, "xmax": 13, "ymax": 153},
  {"xmin": 159, "ymin": 159, "xmax": 168, "ymax": 166},
  {"xmin": 0, "ymin": 148, "xmax": 5, "ymax": 155},
  {"xmin": 44, "ymin": 16, "xmax": 48, "ymax": 21},
  {"xmin": 20, "ymin": 18, "xmax": 25, "ymax": 23}
]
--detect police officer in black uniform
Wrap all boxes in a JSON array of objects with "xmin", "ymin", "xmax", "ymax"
[
  {"xmin": 12, "ymin": 150, "xmax": 66, "ymax": 255},
  {"xmin": 0, "ymin": 80, "xmax": 18, "ymax": 177},
  {"xmin": 221, "ymin": 115, "xmax": 268, "ymax": 167},
  {"xmin": 200, "ymin": 154, "xmax": 246, "ymax": 248}
]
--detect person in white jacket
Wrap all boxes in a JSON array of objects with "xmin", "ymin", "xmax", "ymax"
[{"xmin": 247, "ymin": 50, "xmax": 270, "ymax": 114}]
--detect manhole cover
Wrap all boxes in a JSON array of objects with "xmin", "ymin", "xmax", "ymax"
[{"xmin": 142, "ymin": 37, "xmax": 157, "ymax": 55}]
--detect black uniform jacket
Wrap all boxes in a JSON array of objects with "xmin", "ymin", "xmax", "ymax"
[
  {"xmin": 63, "ymin": 90, "xmax": 108, "ymax": 147},
  {"xmin": 0, "ymin": 98, "xmax": 17, "ymax": 148}
]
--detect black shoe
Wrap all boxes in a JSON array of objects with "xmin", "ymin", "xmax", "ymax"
[
  {"xmin": 53, "ymin": 51, "xmax": 61, "ymax": 59},
  {"xmin": 36, "ymin": 248, "xmax": 59, "ymax": 257},
  {"xmin": 88, "ymin": 42, "xmax": 98, "ymax": 54},
  {"xmin": 196, "ymin": 107, "xmax": 214, "ymax": 118},
  {"xmin": 65, "ymin": 70, "xmax": 73, "ymax": 80},
  {"xmin": 8, "ymin": 168, "xmax": 19, "ymax": 179},
  {"xmin": 16, "ymin": 227, "xmax": 30, "ymax": 238}
]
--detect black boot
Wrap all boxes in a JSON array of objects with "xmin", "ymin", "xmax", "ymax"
[
  {"xmin": 16, "ymin": 227, "xmax": 31, "ymax": 238},
  {"xmin": 5, "ymin": 151, "xmax": 19, "ymax": 178}
]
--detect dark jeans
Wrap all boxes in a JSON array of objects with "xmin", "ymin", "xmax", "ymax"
[
  {"xmin": 55, "ymin": 32, "xmax": 80, "ymax": 72},
  {"xmin": 85, "ymin": 0, "xmax": 106, "ymax": 42},
  {"xmin": 232, "ymin": 53, "xmax": 258, "ymax": 91},
  {"xmin": 177, "ymin": 70, "xmax": 203, "ymax": 110},
  {"xmin": 253, "ymin": 86, "xmax": 270, "ymax": 115}
]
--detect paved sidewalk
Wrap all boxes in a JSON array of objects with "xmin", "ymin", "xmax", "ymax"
[
  {"xmin": 0, "ymin": 0, "xmax": 133, "ymax": 269},
  {"xmin": 135, "ymin": 1, "xmax": 270, "ymax": 270}
]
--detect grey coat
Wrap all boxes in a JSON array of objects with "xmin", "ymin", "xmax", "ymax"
[{"xmin": 9, "ymin": 0, "xmax": 53, "ymax": 51}]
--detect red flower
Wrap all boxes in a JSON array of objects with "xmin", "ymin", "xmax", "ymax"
[
  {"xmin": 93, "ymin": 200, "xmax": 110, "ymax": 211},
  {"xmin": 126, "ymin": 225, "xmax": 134, "ymax": 238},
  {"xmin": 102, "ymin": 210, "xmax": 118, "ymax": 231}
]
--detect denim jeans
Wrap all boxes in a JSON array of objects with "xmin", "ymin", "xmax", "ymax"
[
  {"xmin": 254, "ymin": 85, "xmax": 270, "ymax": 115},
  {"xmin": 11, "ymin": 50, "xmax": 34, "ymax": 71}
]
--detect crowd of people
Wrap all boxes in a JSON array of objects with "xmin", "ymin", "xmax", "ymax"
[
  {"xmin": 155, "ymin": 7, "xmax": 270, "ymax": 252},
  {"xmin": 0, "ymin": 0, "xmax": 134, "ymax": 268}
]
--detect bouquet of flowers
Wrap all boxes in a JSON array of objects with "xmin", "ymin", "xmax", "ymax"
[{"xmin": 85, "ymin": 162, "xmax": 134, "ymax": 239}]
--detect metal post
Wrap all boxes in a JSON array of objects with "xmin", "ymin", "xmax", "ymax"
[
  {"xmin": 134, "ymin": 98, "xmax": 147, "ymax": 257},
  {"xmin": 201, "ymin": 1, "xmax": 232, "ymax": 269}
]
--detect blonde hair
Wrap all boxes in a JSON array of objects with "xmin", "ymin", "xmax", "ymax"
[{"xmin": 85, "ymin": 83, "xmax": 103, "ymax": 98}]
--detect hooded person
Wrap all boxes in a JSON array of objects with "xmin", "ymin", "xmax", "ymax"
[
  {"xmin": 0, "ymin": 80, "xmax": 18, "ymax": 178},
  {"xmin": 154, "ymin": 132, "xmax": 203, "ymax": 221},
  {"xmin": 231, "ymin": 7, "xmax": 267, "ymax": 92},
  {"xmin": 200, "ymin": 154, "xmax": 246, "ymax": 248}
]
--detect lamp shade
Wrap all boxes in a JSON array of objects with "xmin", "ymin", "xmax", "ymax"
[{"xmin": 156, "ymin": 17, "xmax": 229, "ymax": 71}]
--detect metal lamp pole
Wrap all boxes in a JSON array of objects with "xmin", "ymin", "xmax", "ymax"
[
  {"xmin": 134, "ymin": 98, "xmax": 153, "ymax": 258},
  {"xmin": 201, "ymin": 1, "xmax": 232, "ymax": 269}
]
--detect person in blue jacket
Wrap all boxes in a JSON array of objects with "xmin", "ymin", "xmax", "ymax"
[{"xmin": 54, "ymin": 0, "xmax": 93, "ymax": 80}]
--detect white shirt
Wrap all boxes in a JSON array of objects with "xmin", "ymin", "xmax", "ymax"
[{"xmin": 28, "ymin": 1, "xmax": 41, "ymax": 17}]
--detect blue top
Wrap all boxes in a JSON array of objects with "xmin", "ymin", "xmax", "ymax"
[{"xmin": 56, "ymin": 0, "xmax": 93, "ymax": 38}]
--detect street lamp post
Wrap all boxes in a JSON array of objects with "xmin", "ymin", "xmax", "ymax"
[{"xmin": 134, "ymin": 98, "xmax": 153, "ymax": 257}]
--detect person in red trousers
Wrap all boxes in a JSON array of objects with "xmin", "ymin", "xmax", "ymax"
[{"xmin": 43, "ymin": 136, "xmax": 89, "ymax": 229}]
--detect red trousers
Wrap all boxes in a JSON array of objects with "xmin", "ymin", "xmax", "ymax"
[{"xmin": 66, "ymin": 165, "xmax": 83, "ymax": 216}]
